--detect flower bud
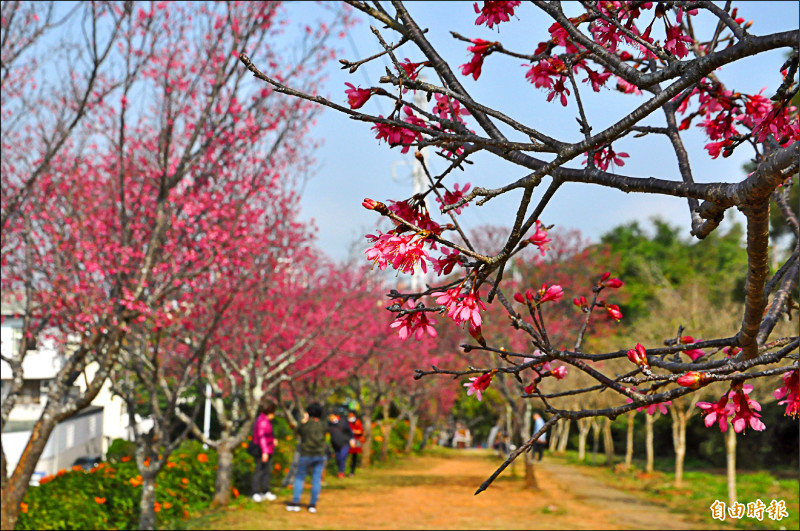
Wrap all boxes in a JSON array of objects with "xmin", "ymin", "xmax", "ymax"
[{"xmin": 626, "ymin": 343, "xmax": 648, "ymax": 367}]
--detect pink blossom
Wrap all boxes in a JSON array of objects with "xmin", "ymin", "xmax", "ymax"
[
  {"xmin": 640, "ymin": 401, "xmax": 671, "ymax": 416},
  {"xmin": 615, "ymin": 76, "xmax": 642, "ymax": 95},
  {"xmin": 431, "ymin": 94, "xmax": 470, "ymax": 124},
  {"xmin": 364, "ymin": 232, "xmax": 429, "ymax": 275},
  {"xmin": 528, "ymin": 220, "xmax": 551, "ymax": 255},
  {"xmin": 582, "ymin": 67, "xmax": 612, "ymax": 92},
  {"xmin": 435, "ymin": 182, "xmax": 471, "ymax": 214},
  {"xmin": 473, "ymin": 1, "xmax": 520, "ymax": 29},
  {"xmin": 431, "ymin": 247, "xmax": 461, "ymax": 276},
  {"xmin": 344, "ymin": 83, "xmax": 371, "ymax": 109},
  {"xmin": 663, "ymin": 25, "xmax": 693, "ymax": 58},
  {"xmin": 680, "ymin": 335, "xmax": 705, "ymax": 361},
  {"xmin": 433, "ymin": 288, "xmax": 486, "ymax": 330},
  {"xmin": 697, "ymin": 394, "xmax": 734, "ymax": 432},
  {"xmin": 546, "ymin": 77, "xmax": 570, "ymax": 107},
  {"xmin": 773, "ymin": 370, "xmax": 799, "ymax": 418},
  {"xmin": 573, "ymin": 296, "xmax": 587, "ymax": 310},
  {"xmin": 460, "ymin": 39, "xmax": 495, "ymax": 80},
  {"xmin": 729, "ymin": 383, "xmax": 766, "ymax": 433},
  {"xmin": 585, "ymin": 144, "xmax": 629, "ymax": 171},
  {"xmin": 464, "ymin": 371, "xmax": 495, "ymax": 401},
  {"xmin": 398, "ymin": 58, "xmax": 424, "ymax": 81},
  {"xmin": 550, "ymin": 365, "xmax": 568, "ymax": 379},
  {"xmin": 538, "ymin": 284, "xmax": 563, "ymax": 304},
  {"xmin": 390, "ymin": 300, "xmax": 438, "ymax": 341}
]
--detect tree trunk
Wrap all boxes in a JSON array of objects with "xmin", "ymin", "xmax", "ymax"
[
  {"xmin": 557, "ymin": 419, "xmax": 570, "ymax": 453},
  {"xmin": 522, "ymin": 401, "xmax": 537, "ymax": 489},
  {"xmin": 405, "ymin": 412, "xmax": 418, "ymax": 453},
  {"xmin": 645, "ymin": 414, "xmax": 655, "ymax": 473},
  {"xmin": 548, "ymin": 420, "xmax": 560, "ymax": 451},
  {"xmin": 379, "ymin": 401, "xmax": 391, "ymax": 462},
  {"xmin": 726, "ymin": 426, "xmax": 737, "ymax": 506},
  {"xmin": 0, "ymin": 408, "xmax": 60, "ymax": 530},
  {"xmin": 139, "ymin": 472, "xmax": 158, "ymax": 530},
  {"xmin": 590, "ymin": 419, "xmax": 600, "ymax": 464},
  {"xmin": 670, "ymin": 409, "xmax": 688, "ymax": 487},
  {"xmin": 212, "ymin": 441, "xmax": 234, "ymax": 506},
  {"xmin": 361, "ymin": 405, "xmax": 374, "ymax": 467},
  {"xmin": 577, "ymin": 418, "xmax": 591, "ymax": 461},
  {"xmin": 602, "ymin": 417, "xmax": 615, "ymax": 465},
  {"xmin": 624, "ymin": 412, "xmax": 635, "ymax": 468}
]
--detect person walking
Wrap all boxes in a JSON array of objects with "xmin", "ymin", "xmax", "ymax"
[
  {"xmin": 532, "ymin": 412, "xmax": 547, "ymax": 461},
  {"xmin": 286, "ymin": 402, "xmax": 327, "ymax": 513},
  {"xmin": 346, "ymin": 409, "xmax": 364, "ymax": 477},
  {"xmin": 327, "ymin": 411, "xmax": 354, "ymax": 479},
  {"xmin": 251, "ymin": 402, "xmax": 278, "ymax": 502}
]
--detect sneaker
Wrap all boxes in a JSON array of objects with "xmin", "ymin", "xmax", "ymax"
[
  {"xmin": 252, "ymin": 493, "xmax": 263, "ymax": 503},
  {"xmin": 263, "ymin": 492, "xmax": 277, "ymax": 501},
  {"xmin": 308, "ymin": 506, "xmax": 317, "ymax": 514},
  {"xmin": 286, "ymin": 505, "xmax": 300, "ymax": 512}
]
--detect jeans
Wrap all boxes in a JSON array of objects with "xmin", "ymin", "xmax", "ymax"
[
  {"xmin": 334, "ymin": 445, "xmax": 350, "ymax": 475},
  {"xmin": 291, "ymin": 455, "xmax": 326, "ymax": 507}
]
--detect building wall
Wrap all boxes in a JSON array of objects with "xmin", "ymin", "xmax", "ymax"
[{"xmin": 2, "ymin": 407, "xmax": 104, "ymax": 483}]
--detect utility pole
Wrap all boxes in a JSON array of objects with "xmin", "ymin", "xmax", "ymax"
[{"xmin": 391, "ymin": 82, "xmax": 431, "ymax": 292}]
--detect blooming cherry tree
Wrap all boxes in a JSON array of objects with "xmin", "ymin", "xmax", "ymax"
[{"xmin": 260, "ymin": 0, "xmax": 796, "ymax": 492}]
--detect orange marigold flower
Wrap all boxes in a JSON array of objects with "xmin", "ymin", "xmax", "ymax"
[
  {"xmin": 154, "ymin": 502, "xmax": 162, "ymax": 513},
  {"xmin": 274, "ymin": 463, "xmax": 281, "ymax": 471},
  {"xmin": 72, "ymin": 465, "xmax": 84, "ymax": 472},
  {"xmin": 143, "ymin": 458, "xmax": 150, "ymax": 466},
  {"xmin": 129, "ymin": 476, "xmax": 143, "ymax": 487},
  {"xmin": 56, "ymin": 469, "xmax": 66, "ymax": 476},
  {"xmin": 240, "ymin": 442, "xmax": 248, "ymax": 449},
  {"xmin": 284, "ymin": 435, "xmax": 291, "ymax": 441},
  {"xmin": 181, "ymin": 477, "xmax": 189, "ymax": 485},
  {"xmin": 163, "ymin": 501, "xmax": 173, "ymax": 509},
  {"xmin": 94, "ymin": 497, "xmax": 106, "ymax": 504},
  {"xmin": 231, "ymin": 487, "xmax": 240, "ymax": 498},
  {"xmin": 183, "ymin": 510, "xmax": 190, "ymax": 519},
  {"xmin": 197, "ymin": 453, "xmax": 208, "ymax": 463},
  {"xmin": 97, "ymin": 462, "xmax": 105, "ymax": 469},
  {"xmin": 121, "ymin": 456, "xmax": 131, "ymax": 462},
  {"xmin": 167, "ymin": 461, "xmax": 176, "ymax": 468},
  {"xmin": 39, "ymin": 475, "xmax": 53, "ymax": 485},
  {"xmin": 20, "ymin": 502, "xmax": 28, "ymax": 514},
  {"xmin": 167, "ymin": 489, "xmax": 176, "ymax": 496}
]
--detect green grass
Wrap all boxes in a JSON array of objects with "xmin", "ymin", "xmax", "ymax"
[{"xmin": 552, "ymin": 450, "xmax": 799, "ymax": 530}]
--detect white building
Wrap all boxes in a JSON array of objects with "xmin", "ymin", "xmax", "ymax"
[{"xmin": 1, "ymin": 295, "xmax": 135, "ymax": 482}]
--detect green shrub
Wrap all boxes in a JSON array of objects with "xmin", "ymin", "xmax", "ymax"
[{"xmin": 15, "ymin": 439, "xmax": 254, "ymax": 530}]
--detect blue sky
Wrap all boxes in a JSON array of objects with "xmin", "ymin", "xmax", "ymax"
[{"xmin": 274, "ymin": 1, "xmax": 798, "ymax": 262}]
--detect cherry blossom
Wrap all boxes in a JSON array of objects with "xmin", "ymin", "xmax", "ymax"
[
  {"xmin": 473, "ymin": 1, "xmax": 520, "ymax": 29},
  {"xmin": 464, "ymin": 371, "xmax": 495, "ymax": 401},
  {"xmin": 697, "ymin": 394, "xmax": 734, "ymax": 432},
  {"xmin": 390, "ymin": 300, "xmax": 438, "ymax": 341},
  {"xmin": 729, "ymin": 383, "xmax": 765, "ymax": 433},
  {"xmin": 773, "ymin": 370, "xmax": 799, "ymax": 418},
  {"xmin": 344, "ymin": 83, "xmax": 371, "ymax": 109},
  {"xmin": 435, "ymin": 182, "xmax": 471, "ymax": 214},
  {"xmin": 528, "ymin": 220, "xmax": 552, "ymax": 255}
]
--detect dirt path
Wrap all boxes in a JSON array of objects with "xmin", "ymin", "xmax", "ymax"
[{"xmin": 194, "ymin": 449, "xmax": 710, "ymax": 530}]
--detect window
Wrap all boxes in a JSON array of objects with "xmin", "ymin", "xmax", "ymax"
[{"xmin": 19, "ymin": 380, "xmax": 41, "ymax": 405}]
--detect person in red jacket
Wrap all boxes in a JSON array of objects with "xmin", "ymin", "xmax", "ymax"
[
  {"xmin": 347, "ymin": 408, "xmax": 365, "ymax": 477},
  {"xmin": 251, "ymin": 402, "xmax": 277, "ymax": 502}
]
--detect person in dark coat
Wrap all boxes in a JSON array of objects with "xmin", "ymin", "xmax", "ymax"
[{"xmin": 327, "ymin": 412, "xmax": 354, "ymax": 479}]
